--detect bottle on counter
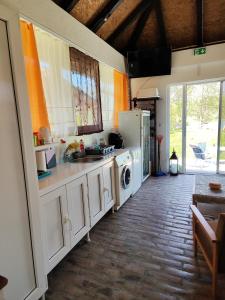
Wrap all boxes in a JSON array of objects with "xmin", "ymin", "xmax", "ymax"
[
  {"xmin": 99, "ymin": 137, "xmax": 106, "ymax": 147},
  {"xmin": 59, "ymin": 139, "xmax": 67, "ymax": 163},
  {"xmin": 79, "ymin": 139, "xmax": 85, "ymax": 152},
  {"xmin": 33, "ymin": 132, "xmax": 39, "ymax": 146},
  {"xmin": 39, "ymin": 127, "xmax": 52, "ymax": 144}
]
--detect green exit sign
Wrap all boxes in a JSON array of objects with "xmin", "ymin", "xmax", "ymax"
[{"xmin": 194, "ymin": 47, "xmax": 206, "ymax": 56}]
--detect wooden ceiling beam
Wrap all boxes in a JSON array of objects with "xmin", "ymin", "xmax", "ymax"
[
  {"xmin": 87, "ymin": 0, "xmax": 124, "ymax": 33},
  {"xmin": 197, "ymin": 0, "xmax": 204, "ymax": 46},
  {"xmin": 57, "ymin": 0, "xmax": 80, "ymax": 12},
  {"xmin": 125, "ymin": 2, "xmax": 155, "ymax": 52},
  {"xmin": 106, "ymin": 0, "xmax": 155, "ymax": 44},
  {"xmin": 155, "ymin": 0, "xmax": 167, "ymax": 47}
]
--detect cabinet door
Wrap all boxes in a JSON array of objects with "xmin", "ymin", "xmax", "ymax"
[
  {"xmin": 41, "ymin": 186, "xmax": 70, "ymax": 274},
  {"xmin": 103, "ymin": 161, "xmax": 116, "ymax": 213},
  {"xmin": 87, "ymin": 167, "xmax": 104, "ymax": 227},
  {"xmin": 67, "ymin": 176, "xmax": 90, "ymax": 248}
]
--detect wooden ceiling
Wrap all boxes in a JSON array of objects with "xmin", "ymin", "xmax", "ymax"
[{"xmin": 53, "ymin": 0, "xmax": 225, "ymax": 55}]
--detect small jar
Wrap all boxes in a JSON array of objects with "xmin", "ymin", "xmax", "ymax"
[{"xmin": 33, "ymin": 132, "xmax": 39, "ymax": 146}]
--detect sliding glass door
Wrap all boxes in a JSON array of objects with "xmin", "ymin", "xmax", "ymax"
[
  {"xmin": 186, "ymin": 82, "xmax": 220, "ymax": 172},
  {"xmin": 170, "ymin": 80, "xmax": 224, "ymax": 174}
]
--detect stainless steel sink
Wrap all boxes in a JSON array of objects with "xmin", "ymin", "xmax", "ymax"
[{"xmin": 70, "ymin": 156, "xmax": 103, "ymax": 163}]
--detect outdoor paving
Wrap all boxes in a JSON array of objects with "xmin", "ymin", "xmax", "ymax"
[{"xmin": 46, "ymin": 175, "xmax": 225, "ymax": 300}]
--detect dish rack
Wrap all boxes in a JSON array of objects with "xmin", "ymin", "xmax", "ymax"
[{"xmin": 85, "ymin": 145, "xmax": 115, "ymax": 156}]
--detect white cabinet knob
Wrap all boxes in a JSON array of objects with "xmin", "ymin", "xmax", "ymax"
[{"xmin": 63, "ymin": 216, "xmax": 72, "ymax": 231}]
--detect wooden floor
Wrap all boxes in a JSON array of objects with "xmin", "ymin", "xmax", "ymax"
[{"xmin": 46, "ymin": 175, "xmax": 225, "ymax": 300}]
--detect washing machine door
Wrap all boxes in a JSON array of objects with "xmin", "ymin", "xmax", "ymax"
[{"xmin": 121, "ymin": 165, "xmax": 131, "ymax": 189}]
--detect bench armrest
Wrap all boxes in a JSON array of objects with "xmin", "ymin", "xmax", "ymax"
[{"xmin": 190, "ymin": 205, "xmax": 217, "ymax": 242}]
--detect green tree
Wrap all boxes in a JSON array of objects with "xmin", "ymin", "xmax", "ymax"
[
  {"xmin": 170, "ymin": 85, "xmax": 183, "ymax": 132},
  {"xmin": 187, "ymin": 82, "xmax": 220, "ymax": 125}
]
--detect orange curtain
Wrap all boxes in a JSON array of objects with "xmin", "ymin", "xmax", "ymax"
[
  {"xmin": 113, "ymin": 70, "xmax": 129, "ymax": 128},
  {"xmin": 20, "ymin": 21, "xmax": 50, "ymax": 133}
]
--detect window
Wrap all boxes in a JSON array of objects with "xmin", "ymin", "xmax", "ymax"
[{"xmin": 70, "ymin": 47, "xmax": 103, "ymax": 135}]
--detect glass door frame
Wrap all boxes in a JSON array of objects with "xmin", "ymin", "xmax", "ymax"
[
  {"xmin": 217, "ymin": 80, "xmax": 225, "ymax": 174},
  {"xmin": 182, "ymin": 84, "xmax": 187, "ymax": 173},
  {"xmin": 169, "ymin": 79, "xmax": 225, "ymax": 174}
]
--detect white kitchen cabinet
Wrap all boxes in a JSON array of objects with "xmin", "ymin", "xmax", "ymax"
[
  {"xmin": 41, "ymin": 186, "xmax": 70, "ymax": 274},
  {"xmin": 87, "ymin": 167, "xmax": 105, "ymax": 227},
  {"xmin": 40, "ymin": 160, "xmax": 116, "ymax": 274},
  {"xmin": 66, "ymin": 176, "xmax": 90, "ymax": 248},
  {"xmin": 103, "ymin": 161, "xmax": 116, "ymax": 213}
]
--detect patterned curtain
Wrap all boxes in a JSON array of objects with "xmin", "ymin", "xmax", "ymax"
[{"xmin": 69, "ymin": 47, "xmax": 103, "ymax": 135}]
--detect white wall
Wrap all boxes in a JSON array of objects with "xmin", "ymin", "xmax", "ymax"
[
  {"xmin": 131, "ymin": 43, "xmax": 225, "ymax": 171},
  {"xmin": 0, "ymin": 0, "xmax": 125, "ymax": 73}
]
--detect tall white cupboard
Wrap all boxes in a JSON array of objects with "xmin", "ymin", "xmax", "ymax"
[{"xmin": 0, "ymin": 15, "xmax": 45, "ymax": 300}]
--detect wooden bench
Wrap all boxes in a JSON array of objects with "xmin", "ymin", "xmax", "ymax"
[{"xmin": 191, "ymin": 205, "xmax": 225, "ymax": 299}]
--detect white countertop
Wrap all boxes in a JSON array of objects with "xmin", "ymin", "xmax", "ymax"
[{"xmin": 39, "ymin": 149, "xmax": 128, "ymax": 196}]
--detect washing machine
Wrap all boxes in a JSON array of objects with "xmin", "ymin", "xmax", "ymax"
[{"xmin": 114, "ymin": 151, "xmax": 132, "ymax": 210}]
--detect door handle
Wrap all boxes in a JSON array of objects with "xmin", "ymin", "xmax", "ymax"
[
  {"xmin": 103, "ymin": 187, "xmax": 110, "ymax": 199},
  {"xmin": 63, "ymin": 216, "xmax": 72, "ymax": 231}
]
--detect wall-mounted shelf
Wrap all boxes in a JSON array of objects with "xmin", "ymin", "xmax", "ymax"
[{"xmin": 34, "ymin": 143, "xmax": 58, "ymax": 152}]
